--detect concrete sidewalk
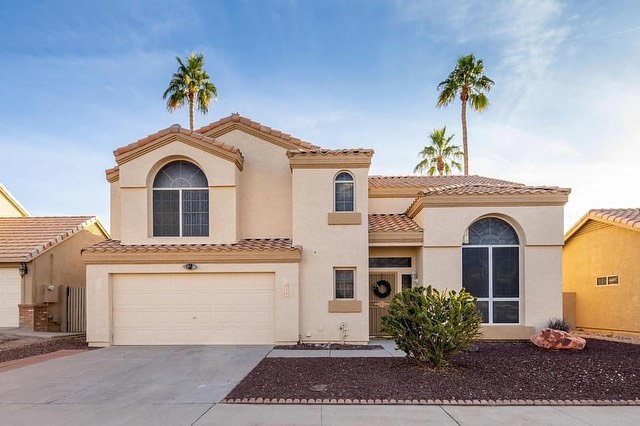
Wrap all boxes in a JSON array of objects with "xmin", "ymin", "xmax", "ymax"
[
  {"xmin": 267, "ymin": 339, "xmax": 405, "ymax": 358},
  {"xmin": 198, "ymin": 403, "xmax": 640, "ymax": 425}
]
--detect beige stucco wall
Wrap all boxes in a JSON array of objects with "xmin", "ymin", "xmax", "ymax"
[
  {"xmin": 85, "ymin": 262, "xmax": 299, "ymax": 346},
  {"xmin": 563, "ymin": 225, "xmax": 640, "ymax": 333},
  {"xmin": 368, "ymin": 197, "xmax": 416, "ymax": 214},
  {"xmin": 418, "ymin": 205, "xmax": 564, "ymax": 331},
  {"xmin": 20, "ymin": 224, "xmax": 107, "ymax": 331},
  {"xmin": 109, "ymin": 181, "xmax": 121, "ymax": 240},
  {"xmin": 293, "ymin": 167, "xmax": 370, "ymax": 343},
  {"xmin": 0, "ymin": 197, "xmax": 22, "ymax": 217},
  {"xmin": 115, "ymin": 140, "xmax": 239, "ymax": 245},
  {"xmin": 215, "ymin": 130, "xmax": 293, "ymax": 239}
]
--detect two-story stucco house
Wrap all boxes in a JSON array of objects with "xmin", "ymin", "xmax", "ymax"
[{"xmin": 83, "ymin": 114, "xmax": 570, "ymax": 346}]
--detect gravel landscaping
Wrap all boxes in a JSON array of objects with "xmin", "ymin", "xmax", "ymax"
[
  {"xmin": 227, "ymin": 339, "xmax": 640, "ymax": 402},
  {"xmin": 0, "ymin": 334, "xmax": 89, "ymax": 364},
  {"xmin": 274, "ymin": 343, "xmax": 383, "ymax": 350}
]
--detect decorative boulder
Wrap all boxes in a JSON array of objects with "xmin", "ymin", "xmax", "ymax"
[{"xmin": 530, "ymin": 328, "xmax": 586, "ymax": 350}]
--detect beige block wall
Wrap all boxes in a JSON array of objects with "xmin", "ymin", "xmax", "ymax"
[
  {"xmin": 368, "ymin": 197, "xmax": 416, "ymax": 214},
  {"xmin": 115, "ymin": 141, "xmax": 239, "ymax": 245},
  {"xmin": 85, "ymin": 262, "xmax": 300, "ymax": 347},
  {"xmin": 23, "ymin": 224, "xmax": 107, "ymax": 331},
  {"xmin": 216, "ymin": 130, "xmax": 293, "ymax": 239},
  {"xmin": 418, "ymin": 205, "xmax": 564, "ymax": 331},
  {"xmin": 293, "ymin": 167, "xmax": 369, "ymax": 343},
  {"xmin": 563, "ymin": 225, "xmax": 640, "ymax": 333}
]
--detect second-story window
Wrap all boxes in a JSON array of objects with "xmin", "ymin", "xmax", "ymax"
[
  {"xmin": 334, "ymin": 171, "xmax": 354, "ymax": 212},
  {"xmin": 153, "ymin": 160, "xmax": 209, "ymax": 237}
]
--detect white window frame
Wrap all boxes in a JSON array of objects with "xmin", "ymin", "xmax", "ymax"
[
  {"xmin": 334, "ymin": 267, "xmax": 356, "ymax": 300},
  {"xmin": 463, "ymin": 244, "xmax": 522, "ymax": 325},
  {"xmin": 596, "ymin": 275, "xmax": 619, "ymax": 286},
  {"xmin": 333, "ymin": 171, "xmax": 355, "ymax": 213}
]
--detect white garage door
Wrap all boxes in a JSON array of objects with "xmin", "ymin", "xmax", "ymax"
[
  {"xmin": 0, "ymin": 268, "xmax": 21, "ymax": 328},
  {"xmin": 112, "ymin": 273, "xmax": 275, "ymax": 345}
]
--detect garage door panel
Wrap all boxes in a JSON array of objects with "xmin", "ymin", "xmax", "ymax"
[
  {"xmin": 0, "ymin": 268, "xmax": 21, "ymax": 328},
  {"xmin": 112, "ymin": 273, "xmax": 275, "ymax": 345}
]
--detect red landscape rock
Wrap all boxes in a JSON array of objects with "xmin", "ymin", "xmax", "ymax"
[{"xmin": 530, "ymin": 328, "xmax": 586, "ymax": 350}]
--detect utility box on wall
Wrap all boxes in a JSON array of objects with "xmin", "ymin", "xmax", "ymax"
[{"xmin": 42, "ymin": 285, "xmax": 59, "ymax": 303}]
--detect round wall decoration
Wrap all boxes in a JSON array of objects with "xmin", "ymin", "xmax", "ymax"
[{"xmin": 373, "ymin": 280, "xmax": 392, "ymax": 298}]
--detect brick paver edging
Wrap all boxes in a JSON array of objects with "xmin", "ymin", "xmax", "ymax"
[{"xmin": 221, "ymin": 398, "xmax": 640, "ymax": 406}]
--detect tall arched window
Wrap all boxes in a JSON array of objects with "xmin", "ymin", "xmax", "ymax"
[
  {"xmin": 462, "ymin": 217, "xmax": 520, "ymax": 324},
  {"xmin": 334, "ymin": 171, "xmax": 354, "ymax": 212},
  {"xmin": 152, "ymin": 160, "xmax": 209, "ymax": 237}
]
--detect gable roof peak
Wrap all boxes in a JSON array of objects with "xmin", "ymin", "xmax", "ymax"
[
  {"xmin": 565, "ymin": 208, "xmax": 640, "ymax": 241},
  {"xmin": 194, "ymin": 113, "xmax": 320, "ymax": 150}
]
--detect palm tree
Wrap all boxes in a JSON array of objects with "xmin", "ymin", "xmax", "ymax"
[
  {"xmin": 437, "ymin": 54, "xmax": 494, "ymax": 175},
  {"xmin": 163, "ymin": 52, "xmax": 218, "ymax": 131},
  {"xmin": 414, "ymin": 127, "xmax": 463, "ymax": 176}
]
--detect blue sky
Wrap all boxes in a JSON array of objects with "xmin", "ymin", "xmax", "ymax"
[{"xmin": 1, "ymin": 0, "xmax": 639, "ymax": 231}]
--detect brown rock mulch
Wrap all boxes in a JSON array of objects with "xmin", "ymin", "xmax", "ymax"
[
  {"xmin": 224, "ymin": 339, "xmax": 640, "ymax": 405},
  {"xmin": 0, "ymin": 335, "xmax": 90, "ymax": 364}
]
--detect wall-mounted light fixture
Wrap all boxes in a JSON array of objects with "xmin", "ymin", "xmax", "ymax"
[
  {"xmin": 284, "ymin": 283, "xmax": 290, "ymax": 298},
  {"xmin": 183, "ymin": 263, "xmax": 198, "ymax": 270},
  {"xmin": 18, "ymin": 262, "xmax": 28, "ymax": 277}
]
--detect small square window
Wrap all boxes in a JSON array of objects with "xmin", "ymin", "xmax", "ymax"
[
  {"xmin": 335, "ymin": 269, "xmax": 355, "ymax": 299},
  {"xmin": 607, "ymin": 275, "xmax": 619, "ymax": 285},
  {"xmin": 596, "ymin": 277, "xmax": 607, "ymax": 286}
]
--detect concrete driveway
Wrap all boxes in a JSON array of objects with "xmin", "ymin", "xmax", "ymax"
[
  {"xmin": 0, "ymin": 345, "xmax": 271, "ymax": 425},
  {"xmin": 1, "ymin": 346, "xmax": 639, "ymax": 425}
]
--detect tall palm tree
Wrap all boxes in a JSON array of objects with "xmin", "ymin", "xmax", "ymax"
[
  {"xmin": 414, "ymin": 126, "xmax": 463, "ymax": 176},
  {"xmin": 163, "ymin": 52, "xmax": 218, "ymax": 131},
  {"xmin": 437, "ymin": 54, "xmax": 494, "ymax": 175}
]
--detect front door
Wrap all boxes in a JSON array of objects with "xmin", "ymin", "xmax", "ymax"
[{"xmin": 369, "ymin": 272, "xmax": 396, "ymax": 336}]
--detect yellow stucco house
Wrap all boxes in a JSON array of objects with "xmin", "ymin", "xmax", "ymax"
[
  {"xmin": 563, "ymin": 209, "xmax": 640, "ymax": 335},
  {"xmin": 0, "ymin": 184, "xmax": 108, "ymax": 331},
  {"xmin": 83, "ymin": 114, "xmax": 570, "ymax": 346}
]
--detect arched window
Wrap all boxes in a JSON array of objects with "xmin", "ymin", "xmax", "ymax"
[
  {"xmin": 152, "ymin": 160, "xmax": 209, "ymax": 237},
  {"xmin": 462, "ymin": 217, "xmax": 520, "ymax": 324},
  {"xmin": 334, "ymin": 172, "xmax": 354, "ymax": 212}
]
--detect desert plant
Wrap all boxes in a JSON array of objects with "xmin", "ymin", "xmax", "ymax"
[
  {"xmin": 545, "ymin": 317, "xmax": 572, "ymax": 332},
  {"xmin": 381, "ymin": 286, "xmax": 482, "ymax": 369}
]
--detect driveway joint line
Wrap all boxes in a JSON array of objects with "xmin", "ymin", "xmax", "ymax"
[
  {"xmin": 190, "ymin": 403, "xmax": 216, "ymax": 425},
  {"xmin": 552, "ymin": 406, "xmax": 593, "ymax": 425},
  {"xmin": 439, "ymin": 406, "xmax": 462, "ymax": 425}
]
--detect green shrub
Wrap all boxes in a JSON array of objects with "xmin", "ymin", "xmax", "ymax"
[
  {"xmin": 381, "ymin": 286, "xmax": 482, "ymax": 369},
  {"xmin": 545, "ymin": 317, "xmax": 571, "ymax": 332}
]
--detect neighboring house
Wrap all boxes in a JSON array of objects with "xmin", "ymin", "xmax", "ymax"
[
  {"xmin": 83, "ymin": 113, "xmax": 570, "ymax": 346},
  {"xmin": 0, "ymin": 184, "xmax": 109, "ymax": 331},
  {"xmin": 563, "ymin": 209, "xmax": 640, "ymax": 335}
]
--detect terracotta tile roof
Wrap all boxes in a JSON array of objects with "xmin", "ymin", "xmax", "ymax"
[
  {"xmin": 287, "ymin": 148, "xmax": 374, "ymax": 157},
  {"xmin": 0, "ymin": 216, "xmax": 104, "ymax": 261},
  {"xmin": 113, "ymin": 124, "xmax": 241, "ymax": 157},
  {"xmin": 421, "ymin": 184, "xmax": 571, "ymax": 196},
  {"xmin": 82, "ymin": 238, "xmax": 301, "ymax": 254},
  {"xmin": 368, "ymin": 175, "xmax": 523, "ymax": 189},
  {"xmin": 369, "ymin": 214, "xmax": 422, "ymax": 233},
  {"xmin": 588, "ymin": 208, "xmax": 640, "ymax": 228},
  {"xmin": 194, "ymin": 113, "xmax": 319, "ymax": 149}
]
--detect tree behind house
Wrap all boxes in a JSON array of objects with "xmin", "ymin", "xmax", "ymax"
[
  {"xmin": 163, "ymin": 52, "xmax": 218, "ymax": 131},
  {"xmin": 414, "ymin": 126, "xmax": 463, "ymax": 176},
  {"xmin": 437, "ymin": 54, "xmax": 494, "ymax": 175}
]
